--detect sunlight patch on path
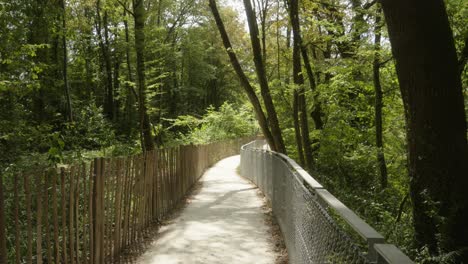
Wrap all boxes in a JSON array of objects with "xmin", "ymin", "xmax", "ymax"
[{"xmin": 136, "ymin": 155, "xmax": 277, "ymax": 264}]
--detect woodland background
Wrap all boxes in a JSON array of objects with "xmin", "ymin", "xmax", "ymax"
[{"xmin": 0, "ymin": 0, "xmax": 467, "ymax": 262}]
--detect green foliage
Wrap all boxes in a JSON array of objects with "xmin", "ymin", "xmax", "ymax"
[
  {"xmin": 61, "ymin": 103, "xmax": 116, "ymax": 151},
  {"xmin": 171, "ymin": 102, "xmax": 257, "ymax": 145}
]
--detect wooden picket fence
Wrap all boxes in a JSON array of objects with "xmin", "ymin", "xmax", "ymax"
[{"xmin": 0, "ymin": 137, "xmax": 252, "ymax": 263}]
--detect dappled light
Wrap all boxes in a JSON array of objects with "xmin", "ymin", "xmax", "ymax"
[{"xmin": 1, "ymin": 0, "xmax": 466, "ymax": 263}]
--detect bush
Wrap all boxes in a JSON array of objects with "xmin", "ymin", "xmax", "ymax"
[{"xmin": 171, "ymin": 102, "xmax": 257, "ymax": 145}]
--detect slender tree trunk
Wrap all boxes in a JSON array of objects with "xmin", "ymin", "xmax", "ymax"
[
  {"xmin": 258, "ymin": 0, "xmax": 269, "ymax": 64},
  {"xmin": 276, "ymin": 0, "xmax": 281, "ymax": 80},
  {"xmin": 243, "ymin": 0, "xmax": 286, "ymax": 154},
  {"xmin": 29, "ymin": 4, "xmax": 49, "ymax": 123},
  {"xmin": 208, "ymin": 0, "xmax": 276, "ymax": 150},
  {"xmin": 96, "ymin": 0, "xmax": 114, "ymax": 120},
  {"xmin": 113, "ymin": 60, "xmax": 120, "ymax": 121},
  {"xmin": 293, "ymin": 91, "xmax": 305, "ymax": 166},
  {"xmin": 289, "ymin": 0, "xmax": 313, "ymax": 170},
  {"xmin": 104, "ymin": 11, "xmax": 114, "ymax": 120},
  {"xmin": 300, "ymin": 45, "xmax": 323, "ymax": 130},
  {"xmin": 381, "ymin": 0, "xmax": 468, "ymax": 259},
  {"xmin": 285, "ymin": 26, "xmax": 291, "ymax": 85},
  {"xmin": 372, "ymin": 8, "xmax": 388, "ymax": 189},
  {"xmin": 85, "ymin": 54, "xmax": 93, "ymax": 99},
  {"xmin": 134, "ymin": 0, "xmax": 155, "ymax": 151},
  {"xmin": 84, "ymin": 8, "xmax": 94, "ymax": 99},
  {"xmin": 170, "ymin": 38, "xmax": 178, "ymax": 116},
  {"xmin": 61, "ymin": 0, "xmax": 73, "ymax": 122},
  {"xmin": 124, "ymin": 9, "xmax": 138, "ymax": 99},
  {"xmin": 287, "ymin": 0, "xmax": 323, "ymax": 129},
  {"xmin": 157, "ymin": 0, "xmax": 162, "ymax": 27},
  {"xmin": 123, "ymin": 8, "xmax": 138, "ymax": 137}
]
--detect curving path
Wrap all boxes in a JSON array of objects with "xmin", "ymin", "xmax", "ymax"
[{"xmin": 137, "ymin": 155, "xmax": 278, "ymax": 264}]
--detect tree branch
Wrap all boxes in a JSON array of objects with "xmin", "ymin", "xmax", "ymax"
[
  {"xmin": 116, "ymin": 0, "xmax": 135, "ymax": 17},
  {"xmin": 379, "ymin": 56, "xmax": 393, "ymax": 66},
  {"xmin": 363, "ymin": 0, "xmax": 377, "ymax": 10}
]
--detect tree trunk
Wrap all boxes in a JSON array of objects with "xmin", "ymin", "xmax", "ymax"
[
  {"xmin": 134, "ymin": 0, "xmax": 155, "ymax": 151},
  {"xmin": 293, "ymin": 91, "xmax": 305, "ymax": 166},
  {"xmin": 289, "ymin": 0, "xmax": 313, "ymax": 170},
  {"xmin": 96, "ymin": 0, "xmax": 114, "ymax": 120},
  {"xmin": 113, "ymin": 60, "xmax": 120, "ymax": 121},
  {"xmin": 123, "ymin": 8, "xmax": 138, "ymax": 137},
  {"xmin": 104, "ymin": 11, "xmax": 114, "ymax": 120},
  {"xmin": 61, "ymin": 0, "xmax": 73, "ymax": 122},
  {"xmin": 103, "ymin": 11, "xmax": 114, "ymax": 120},
  {"xmin": 287, "ymin": 0, "xmax": 324, "ymax": 129},
  {"xmin": 372, "ymin": 8, "xmax": 388, "ymax": 189},
  {"xmin": 243, "ymin": 0, "xmax": 286, "ymax": 154},
  {"xmin": 208, "ymin": 0, "xmax": 277, "ymax": 151},
  {"xmin": 257, "ymin": 0, "xmax": 269, "ymax": 64},
  {"xmin": 276, "ymin": 0, "xmax": 281, "ymax": 80},
  {"xmin": 381, "ymin": 0, "xmax": 468, "ymax": 259},
  {"xmin": 124, "ymin": 9, "xmax": 138, "ymax": 99}
]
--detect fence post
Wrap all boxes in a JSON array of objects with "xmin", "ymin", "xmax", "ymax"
[{"xmin": 93, "ymin": 158, "xmax": 105, "ymax": 264}]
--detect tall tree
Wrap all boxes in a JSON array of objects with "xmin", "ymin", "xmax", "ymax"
[
  {"xmin": 96, "ymin": 0, "xmax": 114, "ymax": 120},
  {"xmin": 287, "ymin": 0, "xmax": 314, "ymax": 170},
  {"xmin": 372, "ymin": 8, "xmax": 388, "ymax": 189},
  {"xmin": 381, "ymin": 0, "xmax": 468, "ymax": 259},
  {"xmin": 208, "ymin": 0, "xmax": 277, "ymax": 151},
  {"xmin": 61, "ymin": 0, "xmax": 73, "ymax": 122},
  {"xmin": 243, "ymin": 0, "xmax": 286, "ymax": 154},
  {"xmin": 133, "ymin": 0, "xmax": 155, "ymax": 151}
]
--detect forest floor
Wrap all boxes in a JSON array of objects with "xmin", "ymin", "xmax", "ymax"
[{"xmin": 136, "ymin": 155, "xmax": 286, "ymax": 264}]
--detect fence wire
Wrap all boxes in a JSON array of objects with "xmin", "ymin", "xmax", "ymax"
[{"xmin": 241, "ymin": 141, "xmax": 370, "ymax": 264}]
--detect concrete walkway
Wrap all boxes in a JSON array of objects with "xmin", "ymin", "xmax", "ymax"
[{"xmin": 137, "ymin": 155, "xmax": 277, "ymax": 264}]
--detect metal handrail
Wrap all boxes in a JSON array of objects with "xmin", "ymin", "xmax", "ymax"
[{"xmin": 240, "ymin": 140, "xmax": 413, "ymax": 264}]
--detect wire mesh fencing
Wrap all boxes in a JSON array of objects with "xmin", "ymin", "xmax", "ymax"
[{"xmin": 240, "ymin": 140, "xmax": 413, "ymax": 264}]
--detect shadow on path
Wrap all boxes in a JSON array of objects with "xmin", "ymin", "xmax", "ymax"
[{"xmin": 135, "ymin": 155, "xmax": 279, "ymax": 264}]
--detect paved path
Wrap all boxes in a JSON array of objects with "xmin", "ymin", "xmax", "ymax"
[{"xmin": 137, "ymin": 155, "xmax": 277, "ymax": 264}]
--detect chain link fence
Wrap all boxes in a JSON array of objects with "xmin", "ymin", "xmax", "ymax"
[{"xmin": 240, "ymin": 140, "xmax": 413, "ymax": 264}]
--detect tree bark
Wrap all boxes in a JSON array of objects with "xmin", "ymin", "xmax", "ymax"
[
  {"xmin": 103, "ymin": 11, "xmax": 114, "ymax": 120},
  {"xmin": 289, "ymin": 0, "xmax": 313, "ymax": 170},
  {"xmin": 113, "ymin": 60, "xmax": 120, "ymax": 121},
  {"xmin": 256, "ymin": 0, "xmax": 269, "ymax": 64},
  {"xmin": 124, "ymin": 9, "xmax": 138, "ymax": 99},
  {"xmin": 381, "ymin": 0, "xmax": 468, "ymax": 259},
  {"xmin": 290, "ymin": 1, "xmax": 324, "ymax": 130},
  {"xmin": 208, "ymin": 0, "xmax": 277, "ymax": 151},
  {"xmin": 61, "ymin": 0, "xmax": 73, "ymax": 122},
  {"xmin": 372, "ymin": 8, "xmax": 388, "ymax": 189},
  {"xmin": 243, "ymin": 0, "xmax": 287, "ymax": 154},
  {"xmin": 300, "ymin": 45, "xmax": 323, "ymax": 130},
  {"xmin": 276, "ymin": 0, "xmax": 281, "ymax": 80},
  {"xmin": 293, "ymin": 91, "xmax": 305, "ymax": 166},
  {"xmin": 134, "ymin": 0, "xmax": 155, "ymax": 151},
  {"xmin": 96, "ymin": 0, "xmax": 114, "ymax": 120}
]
